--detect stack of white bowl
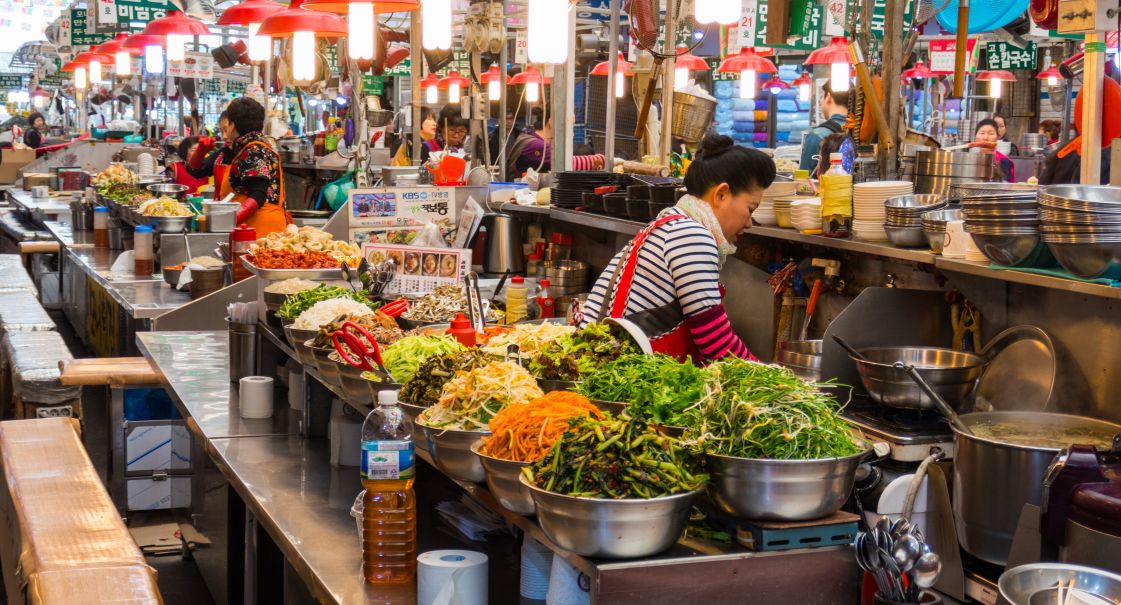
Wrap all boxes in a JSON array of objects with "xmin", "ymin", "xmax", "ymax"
[
  {"xmin": 852, "ymin": 181, "xmax": 914, "ymax": 242},
  {"xmin": 755, "ymin": 180, "xmax": 798, "ymax": 226},
  {"xmin": 790, "ymin": 198, "xmax": 823, "ymax": 233}
]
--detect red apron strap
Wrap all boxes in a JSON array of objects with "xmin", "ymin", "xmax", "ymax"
[{"xmin": 609, "ymin": 214, "xmax": 686, "ymax": 318}]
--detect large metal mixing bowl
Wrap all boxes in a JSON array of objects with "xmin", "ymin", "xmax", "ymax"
[
  {"xmin": 706, "ymin": 448, "xmax": 868, "ymax": 521},
  {"xmin": 333, "ymin": 353, "xmax": 374, "ymax": 405},
  {"xmin": 398, "ymin": 401, "xmax": 429, "ymax": 451},
  {"xmin": 852, "ymin": 347, "xmax": 985, "ymax": 410},
  {"xmin": 1040, "ymin": 209, "xmax": 1121, "ymax": 225},
  {"xmin": 967, "ymin": 232, "xmax": 1054, "ymax": 267},
  {"xmin": 999, "ymin": 563, "xmax": 1121, "ymax": 605},
  {"xmin": 777, "ymin": 341, "xmax": 822, "ymax": 381},
  {"xmin": 1040, "ymin": 184, "xmax": 1121, "ymax": 210},
  {"xmin": 885, "ymin": 225, "xmax": 930, "ymax": 248},
  {"xmin": 522, "ymin": 475, "xmax": 700, "ymax": 558},
  {"xmin": 471, "ymin": 441, "xmax": 535, "ymax": 515},
  {"xmin": 1042, "ymin": 235, "xmax": 1121, "ymax": 279},
  {"xmin": 307, "ymin": 341, "xmax": 343, "ymax": 388},
  {"xmin": 415, "ymin": 420, "xmax": 488, "ymax": 483},
  {"xmin": 284, "ymin": 326, "xmax": 319, "ymax": 367},
  {"xmin": 952, "ymin": 182, "xmax": 1038, "ymax": 200}
]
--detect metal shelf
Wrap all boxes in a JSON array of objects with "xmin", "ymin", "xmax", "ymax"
[
  {"xmin": 743, "ymin": 226, "xmax": 939, "ymax": 265},
  {"xmin": 547, "ymin": 207, "xmax": 644, "ymax": 235},
  {"xmin": 934, "ymin": 257, "xmax": 1121, "ymax": 300}
]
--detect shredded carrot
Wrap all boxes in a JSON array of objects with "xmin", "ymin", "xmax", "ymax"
[{"xmin": 481, "ymin": 391, "xmax": 605, "ymax": 462}]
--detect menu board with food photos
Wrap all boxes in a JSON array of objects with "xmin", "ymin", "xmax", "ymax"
[{"xmin": 361, "ymin": 243, "xmax": 472, "ymax": 294}]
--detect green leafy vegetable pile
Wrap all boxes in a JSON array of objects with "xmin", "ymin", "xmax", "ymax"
[
  {"xmin": 529, "ymin": 323, "xmax": 640, "ymax": 381},
  {"xmin": 524, "ymin": 416, "xmax": 707, "ymax": 499},
  {"xmin": 277, "ymin": 285, "xmax": 377, "ymax": 320},
  {"xmin": 399, "ymin": 350, "xmax": 488, "ymax": 407},
  {"xmin": 576, "ymin": 354, "xmax": 704, "ymax": 427},
  {"xmin": 688, "ymin": 358, "xmax": 863, "ymax": 460},
  {"xmin": 381, "ymin": 335, "xmax": 466, "ymax": 384}
]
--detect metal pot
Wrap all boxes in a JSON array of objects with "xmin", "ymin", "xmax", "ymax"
[{"xmin": 952, "ymin": 411, "xmax": 1121, "ymax": 565}]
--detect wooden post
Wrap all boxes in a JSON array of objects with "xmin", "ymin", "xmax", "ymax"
[
  {"xmin": 660, "ymin": 0, "xmax": 677, "ymax": 164},
  {"xmin": 881, "ymin": 0, "xmax": 903, "ymax": 177},
  {"xmin": 410, "ymin": 6, "xmax": 423, "ymax": 163},
  {"xmin": 1081, "ymin": 33, "xmax": 1105, "ymax": 184}
]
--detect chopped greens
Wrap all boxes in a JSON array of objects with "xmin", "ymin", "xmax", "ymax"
[
  {"xmin": 529, "ymin": 322, "xmax": 640, "ymax": 381},
  {"xmin": 576, "ymin": 354, "xmax": 704, "ymax": 427},
  {"xmin": 277, "ymin": 285, "xmax": 377, "ymax": 320}
]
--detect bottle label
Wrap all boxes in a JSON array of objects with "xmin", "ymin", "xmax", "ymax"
[{"xmin": 361, "ymin": 440, "xmax": 415, "ymax": 481}]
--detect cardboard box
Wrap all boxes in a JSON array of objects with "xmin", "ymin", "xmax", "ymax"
[
  {"xmin": 20, "ymin": 173, "xmax": 50, "ymax": 191},
  {"xmin": 0, "ymin": 148, "xmax": 36, "ymax": 185}
]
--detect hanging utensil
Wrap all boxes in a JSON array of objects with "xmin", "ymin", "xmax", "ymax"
[
  {"xmin": 341, "ymin": 261, "xmax": 359, "ymax": 293},
  {"xmin": 833, "ymin": 335, "xmax": 869, "ymax": 362},
  {"xmin": 894, "ymin": 362, "xmax": 973, "ymax": 434},
  {"xmin": 463, "ymin": 272, "xmax": 485, "ymax": 332},
  {"xmin": 800, "ymin": 279, "xmax": 824, "ymax": 341}
]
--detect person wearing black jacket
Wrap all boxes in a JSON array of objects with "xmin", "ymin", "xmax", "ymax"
[{"xmin": 23, "ymin": 112, "xmax": 45, "ymax": 150}]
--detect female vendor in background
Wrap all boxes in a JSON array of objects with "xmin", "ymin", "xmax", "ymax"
[
  {"xmin": 580, "ymin": 133, "xmax": 775, "ymax": 362},
  {"xmin": 216, "ymin": 98, "xmax": 289, "ymax": 235}
]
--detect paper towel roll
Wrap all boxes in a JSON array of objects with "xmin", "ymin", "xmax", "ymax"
[
  {"xmin": 418, "ymin": 550, "xmax": 488, "ymax": 605},
  {"xmin": 239, "ymin": 376, "xmax": 274, "ymax": 419},
  {"xmin": 520, "ymin": 536, "xmax": 553, "ymax": 600},
  {"xmin": 546, "ymin": 556, "xmax": 589, "ymax": 605},
  {"xmin": 329, "ymin": 412, "xmax": 362, "ymax": 467},
  {"xmin": 288, "ymin": 368, "xmax": 305, "ymax": 410}
]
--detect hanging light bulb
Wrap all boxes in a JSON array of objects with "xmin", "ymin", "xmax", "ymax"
[
  {"xmin": 990, "ymin": 78, "xmax": 1002, "ymax": 99},
  {"xmin": 1047, "ymin": 73, "xmax": 1057, "ymax": 86},
  {"xmin": 830, "ymin": 62, "xmax": 849, "ymax": 92},
  {"xmin": 528, "ymin": 0, "xmax": 568, "ymax": 64},
  {"xmin": 88, "ymin": 58, "xmax": 103, "ymax": 84},
  {"xmin": 675, "ymin": 66, "xmax": 689, "ymax": 90},
  {"xmin": 116, "ymin": 50, "xmax": 131, "ymax": 76},
  {"xmin": 145, "ymin": 45, "xmax": 164, "ymax": 73},
  {"xmin": 694, "ymin": 0, "xmax": 738, "ymax": 24},
  {"xmin": 488, "ymin": 79, "xmax": 501, "ymax": 101},
  {"xmin": 348, "ymin": 2, "xmax": 375, "ymax": 60},
  {"xmin": 247, "ymin": 23, "xmax": 271, "ymax": 62},
  {"xmin": 614, "ymin": 71, "xmax": 626, "ymax": 98},
  {"xmin": 448, "ymin": 82, "xmax": 461, "ymax": 103},
  {"xmin": 740, "ymin": 69, "xmax": 756, "ymax": 99},
  {"xmin": 422, "ymin": 0, "xmax": 451, "ymax": 50},
  {"xmin": 422, "ymin": 73, "xmax": 439, "ymax": 103},
  {"xmin": 75, "ymin": 66, "xmax": 87, "ymax": 90},
  {"xmin": 166, "ymin": 33, "xmax": 189, "ymax": 62},
  {"xmin": 526, "ymin": 81, "xmax": 540, "ymax": 103},
  {"xmin": 292, "ymin": 30, "xmax": 316, "ymax": 81},
  {"xmin": 793, "ymin": 73, "xmax": 812, "ymax": 102}
]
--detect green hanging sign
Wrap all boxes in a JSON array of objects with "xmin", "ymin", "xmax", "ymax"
[
  {"xmin": 69, "ymin": 9, "xmax": 113, "ymax": 48},
  {"xmin": 0, "ymin": 74, "xmax": 25, "ymax": 89},
  {"xmin": 362, "ymin": 75, "xmax": 385, "ymax": 95},
  {"xmin": 754, "ymin": 0, "xmax": 823, "ymax": 51},
  {"xmin": 385, "ymin": 58, "xmax": 411, "ymax": 77},
  {"xmin": 984, "ymin": 41, "xmax": 1037, "ymax": 71}
]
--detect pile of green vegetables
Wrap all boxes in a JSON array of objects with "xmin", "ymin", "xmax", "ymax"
[
  {"xmin": 381, "ymin": 335, "xmax": 466, "ymax": 384},
  {"xmin": 577, "ymin": 354, "xmax": 704, "ymax": 427},
  {"xmin": 688, "ymin": 358, "xmax": 863, "ymax": 460},
  {"xmin": 529, "ymin": 323, "xmax": 640, "ymax": 381},
  {"xmin": 524, "ymin": 416, "xmax": 707, "ymax": 499},
  {"xmin": 399, "ymin": 350, "xmax": 488, "ymax": 407},
  {"xmin": 277, "ymin": 285, "xmax": 377, "ymax": 320}
]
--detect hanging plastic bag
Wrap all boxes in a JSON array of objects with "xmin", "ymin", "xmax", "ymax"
[
  {"xmin": 315, "ymin": 169, "xmax": 357, "ymax": 212},
  {"xmin": 410, "ymin": 219, "xmax": 449, "ymax": 248}
]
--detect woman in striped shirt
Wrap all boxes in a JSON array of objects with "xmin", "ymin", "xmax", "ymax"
[{"xmin": 581, "ymin": 134, "xmax": 776, "ymax": 362}]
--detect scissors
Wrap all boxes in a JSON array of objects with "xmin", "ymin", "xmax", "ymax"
[
  {"xmin": 380, "ymin": 298, "xmax": 409, "ymax": 318},
  {"xmin": 332, "ymin": 321, "xmax": 391, "ymax": 379}
]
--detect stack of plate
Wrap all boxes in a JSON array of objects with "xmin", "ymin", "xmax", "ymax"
[
  {"xmin": 884, "ymin": 194, "xmax": 946, "ymax": 247},
  {"xmin": 551, "ymin": 172, "xmax": 624, "ymax": 208},
  {"xmin": 853, "ymin": 181, "xmax": 914, "ymax": 242},
  {"xmin": 962, "ymin": 191, "xmax": 1049, "ymax": 267},
  {"xmin": 789, "ymin": 198, "xmax": 822, "ymax": 233},
  {"xmin": 1039, "ymin": 185, "xmax": 1121, "ymax": 278},
  {"xmin": 755, "ymin": 180, "xmax": 798, "ymax": 226}
]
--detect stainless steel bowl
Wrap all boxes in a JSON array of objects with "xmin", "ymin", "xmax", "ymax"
[
  {"xmin": 263, "ymin": 290, "xmax": 289, "ymax": 311},
  {"xmin": 1040, "ymin": 184, "xmax": 1121, "ymax": 211},
  {"xmin": 415, "ymin": 419, "xmax": 488, "ymax": 483},
  {"xmin": 332, "ymin": 353, "xmax": 374, "ymax": 405},
  {"xmin": 967, "ymin": 232, "xmax": 1054, "ymax": 267},
  {"xmin": 885, "ymin": 225, "xmax": 930, "ymax": 248},
  {"xmin": 999, "ymin": 563, "xmax": 1121, "ymax": 605},
  {"xmin": 922, "ymin": 208, "xmax": 964, "ymax": 226},
  {"xmin": 1040, "ymin": 209, "xmax": 1121, "ymax": 225},
  {"xmin": 851, "ymin": 347, "xmax": 985, "ymax": 410},
  {"xmin": 1044, "ymin": 238, "xmax": 1121, "ymax": 278},
  {"xmin": 307, "ymin": 341, "xmax": 343, "ymax": 388},
  {"xmin": 399, "ymin": 401, "xmax": 429, "ymax": 451},
  {"xmin": 284, "ymin": 326, "xmax": 320, "ymax": 367},
  {"xmin": 776, "ymin": 350, "xmax": 822, "ymax": 382},
  {"xmin": 162, "ymin": 267, "xmax": 183, "ymax": 288},
  {"xmin": 1042, "ymin": 222, "xmax": 1121, "ymax": 235},
  {"xmin": 146, "ymin": 183, "xmax": 189, "ymax": 201},
  {"xmin": 471, "ymin": 440, "xmax": 535, "ymax": 515},
  {"xmin": 591, "ymin": 400, "xmax": 628, "ymax": 417},
  {"xmin": 952, "ymin": 182, "xmax": 1037, "ymax": 200},
  {"xmin": 706, "ymin": 449, "xmax": 868, "ymax": 521},
  {"xmin": 522, "ymin": 475, "xmax": 700, "ymax": 558},
  {"xmin": 364, "ymin": 374, "xmax": 400, "ymax": 405},
  {"xmin": 148, "ymin": 215, "xmax": 192, "ymax": 233},
  {"xmin": 538, "ymin": 379, "xmax": 579, "ymax": 393},
  {"xmin": 963, "ymin": 208, "xmax": 1039, "ymax": 218}
]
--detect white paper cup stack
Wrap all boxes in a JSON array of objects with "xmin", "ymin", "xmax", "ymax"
[{"xmin": 520, "ymin": 537, "xmax": 553, "ymax": 600}]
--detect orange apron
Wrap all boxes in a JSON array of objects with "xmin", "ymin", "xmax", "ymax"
[{"xmin": 219, "ymin": 140, "xmax": 290, "ymax": 236}]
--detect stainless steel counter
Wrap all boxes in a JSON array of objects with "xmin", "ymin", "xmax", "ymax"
[{"xmin": 6, "ymin": 187, "xmax": 72, "ymax": 221}]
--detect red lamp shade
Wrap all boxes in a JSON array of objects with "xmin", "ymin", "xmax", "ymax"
[
  {"xmin": 1036, "ymin": 65, "xmax": 1063, "ymax": 81},
  {"xmin": 437, "ymin": 70, "xmax": 470, "ymax": 90},
  {"xmin": 509, "ymin": 66, "xmax": 551, "ymax": 85},
  {"xmin": 902, "ymin": 61, "xmax": 933, "ymax": 80},
  {"xmin": 217, "ymin": 0, "xmax": 287, "ymax": 25},
  {"xmin": 258, "ymin": 0, "xmax": 347, "ymax": 37},
  {"xmin": 792, "ymin": 72, "xmax": 812, "ymax": 87},
  {"xmin": 302, "ymin": 0, "xmax": 419, "ymax": 14},
  {"xmin": 805, "ymin": 37, "xmax": 851, "ymax": 65},
  {"xmin": 975, "ymin": 69, "xmax": 1015, "ymax": 82},
  {"xmin": 60, "ymin": 61, "xmax": 79, "ymax": 72},
  {"xmin": 420, "ymin": 73, "xmax": 440, "ymax": 88},
  {"xmin": 70, "ymin": 50, "xmax": 114, "ymax": 66},
  {"xmin": 717, "ymin": 47, "xmax": 778, "ymax": 74},
  {"xmin": 674, "ymin": 46, "xmax": 710, "ymax": 71},
  {"xmin": 479, "ymin": 65, "xmax": 509, "ymax": 84},
  {"xmin": 95, "ymin": 33, "xmax": 141, "ymax": 57},
  {"xmin": 764, "ymin": 75, "xmax": 789, "ymax": 91},
  {"xmin": 591, "ymin": 53, "xmax": 634, "ymax": 76},
  {"xmin": 141, "ymin": 10, "xmax": 211, "ymax": 36},
  {"xmin": 123, "ymin": 33, "xmax": 167, "ymax": 50}
]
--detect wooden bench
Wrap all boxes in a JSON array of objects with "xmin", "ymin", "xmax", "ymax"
[{"xmin": 0, "ymin": 417, "xmax": 162, "ymax": 604}]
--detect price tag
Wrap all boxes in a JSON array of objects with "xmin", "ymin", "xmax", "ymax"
[
  {"xmin": 737, "ymin": 0, "xmax": 758, "ymax": 48},
  {"xmin": 96, "ymin": 0, "xmax": 117, "ymax": 26},
  {"xmin": 929, "ymin": 38, "xmax": 977, "ymax": 74},
  {"xmin": 515, "ymin": 31, "xmax": 528, "ymax": 64}
]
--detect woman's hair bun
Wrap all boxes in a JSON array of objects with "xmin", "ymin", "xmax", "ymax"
[{"xmin": 697, "ymin": 133, "xmax": 734, "ymax": 158}]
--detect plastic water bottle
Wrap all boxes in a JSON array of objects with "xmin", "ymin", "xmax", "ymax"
[{"xmin": 361, "ymin": 390, "xmax": 416, "ymax": 584}]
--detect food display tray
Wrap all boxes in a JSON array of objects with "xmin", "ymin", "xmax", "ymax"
[{"xmin": 241, "ymin": 257, "xmax": 344, "ymax": 281}]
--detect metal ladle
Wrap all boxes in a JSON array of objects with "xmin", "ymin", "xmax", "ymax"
[{"xmin": 893, "ymin": 362, "xmax": 974, "ymax": 435}]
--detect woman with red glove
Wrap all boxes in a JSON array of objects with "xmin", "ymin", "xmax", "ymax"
[
  {"xmin": 186, "ymin": 112, "xmax": 234, "ymax": 190},
  {"xmin": 168, "ymin": 136, "xmax": 208, "ymax": 195},
  {"xmin": 216, "ymin": 98, "xmax": 289, "ymax": 236}
]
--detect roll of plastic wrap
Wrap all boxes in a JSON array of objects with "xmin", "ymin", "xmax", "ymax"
[
  {"xmin": 417, "ymin": 550, "xmax": 488, "ymax": 605},
  {"xmin": 288, "ymin": 368, "xmax": 305, "ymax": 410},
  {"xmin": 546, "ymin": 556, "xmax": 589, "ymax": 605},
  {"xmin": 520, "ymin": 537, "xmax": 553, "ymax": 600},
  {"xmin": 239, "ymin": 376, "xmax": 274, "ymax": 419}
]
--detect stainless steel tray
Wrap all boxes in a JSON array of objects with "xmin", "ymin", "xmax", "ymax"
[{"xmin": 242, "ymin": 257, "xmax": 345, "ymax": 281}]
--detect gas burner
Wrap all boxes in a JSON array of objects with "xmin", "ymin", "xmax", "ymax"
[
  {"xmin": 851, "ymin": 404, "xmax": 948, "ymax": 434},
  {"xmin": 843, "ymin": 396, "xmax": 955, "ymax": 463}
]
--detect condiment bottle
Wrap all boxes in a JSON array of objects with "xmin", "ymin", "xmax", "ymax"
[
  {"xmin": 819, "ymin": 153, "xmax": 853, "ymax": 238},
  {"xmin": 506, "ymin": 276, "xmax": 528, "ymax": 324},
  {"xmin": 133, "ymin": 225, "xmax": 154, "ymax": 277},
  {"xmin": 230, "ymin": 223, "xmax": 257, "ymax": 282},
  {"xmin": 93, "ymin": 206, "xmax": 109, "ymax": 247},
  {"xmin": 325, "ymin": 117, "xmax": 338, "ymax": 152},
  {"xmin": 536, "ymin": 278, "xmax": 555, "ymax": 319},
  {"xmin": 446, "ymin": 313, "xmax": 477, "ymax": 347},
  {"xmin": 526, "ymin": 253, "xmax": 542, "ymax": 278},
  {"xmin": 794, "ymin": 169, "xmax": 815, "ymax": 196}
]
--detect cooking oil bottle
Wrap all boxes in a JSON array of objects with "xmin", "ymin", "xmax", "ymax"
[
  {"xmin": 819, "ymin": 153, "xmax": 852, "ymax": 238},
  {"xmin": 361, "ymin": 390, "xmax": 416, "ymax": 584}
]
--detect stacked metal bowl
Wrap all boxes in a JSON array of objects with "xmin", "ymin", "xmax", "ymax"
[
  {"xmin": 1039, "ymin": 185, "xmax": 1121, "ymax": 278},
  {"xmin": 950, "ymin": 181, "xmax": 1038, "ymax": 203},
  {"xmin": 962, "ymin": 190, "xmax": 1054, "ymax": 267},
  {"xmin": 922, "ymin": 208, "xmax": 964, "ymax": 253},
  {"xmin": 884, "ymin": 194, "xmax": 946, "ymax": 247}
]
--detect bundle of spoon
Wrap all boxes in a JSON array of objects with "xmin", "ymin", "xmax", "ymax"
[{"xmin": 855, "ymin": 517, "xmax": 943, "ymax": 602}]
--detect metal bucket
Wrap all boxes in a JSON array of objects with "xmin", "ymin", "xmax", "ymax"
[
  {"xmin": 228, "ymin": 318, "xmax": 258, "ymax": 382},
  {"xmin": 671, "ymin": 92, "xmax": 717, "ymax": 143}
]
